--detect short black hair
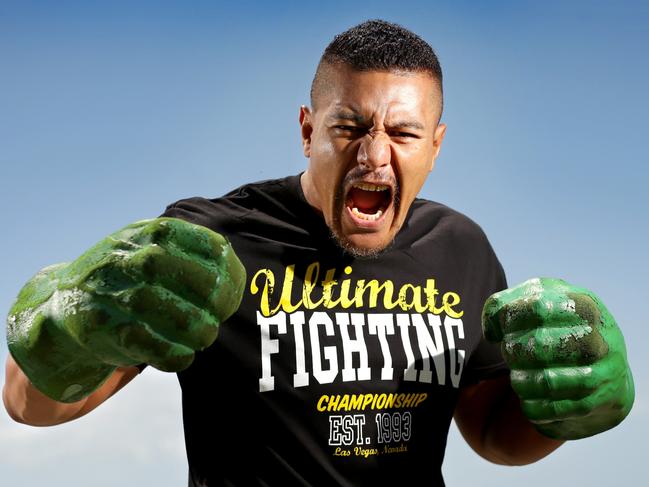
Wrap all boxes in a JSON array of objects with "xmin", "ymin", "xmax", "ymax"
[{"xmin": 310, "ymin": 20, "xmax": 443, "ymax": 113}]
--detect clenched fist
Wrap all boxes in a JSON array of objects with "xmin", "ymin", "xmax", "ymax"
[
  {"xmin": 7, "ymin": 218, "xmax": 246, "ymax": 403},
  {"xmin": 482, "ymin": 277, "xmax": 634, "ymax": 440}
]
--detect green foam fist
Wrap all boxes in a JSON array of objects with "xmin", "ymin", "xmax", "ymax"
[
  {"xmin": 482, "ymin": 277, "xmax": 634, "ymax": 440},
  {"xmin": 6, "ymin": 218, "xmax": 246, "ymax": 403}
]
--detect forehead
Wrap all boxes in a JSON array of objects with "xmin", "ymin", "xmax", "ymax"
[{"xmin": 316, "ymin": 65, "xmax": 440, "ymax": 121}]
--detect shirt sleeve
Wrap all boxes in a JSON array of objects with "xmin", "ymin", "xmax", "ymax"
[{"xmin": 460, "ymin": 254, "xmax": 510, "ymax": 386}]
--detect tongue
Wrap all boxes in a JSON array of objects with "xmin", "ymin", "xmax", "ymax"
[{"xmin": 348, "ymin": 188, "xmax": 385, "ymax": 213}]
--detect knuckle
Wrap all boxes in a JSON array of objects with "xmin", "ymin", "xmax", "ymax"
[
  {"xmin": 130, "ymin": 218, "xmax": 177, "ymax": 246},
  {"xmin": 510, "ymin": 369, "xmax": 543, "ymax": 397},
  {"xmin": 509, "ymin": 368, "xmax": 533, "ymax": 386},
  {"xmin": 129, "ymin": 245, "xmax": 166, "ymax": 277},
  {"xmin": 146, "ymin": 222, "xmax": 173, "ymax": 245},
  {"xmin": 568, "ymin": 292, "xmax": 602, "ymax": 326},
  {"xmin": 119, "ymin": 284, "xmax": 154, "ymax": 313},
  {"xmin": 69, "ymin": 304, "xmax": 109, "ymax": 344},
  {"xmin": 154, "ymin": 351, "xmax": 195, "ymax": 372},
  {"xmin": 481, "ymin": 294, "xmax": 501, "ymax": 319},
  {"xmin": 560, "ymin": 326, "xmax": 608, "ymax": 364},
  {"xmin": 518, "ymin": 277, "xmax": 546, "ymax": 296},
  {"xmin": 116, "ymin": 320, "xmax": 154, "ymax": 352},
  {"xmin": 537, "ymin": 277, "xmax": 568, "ymax": 293},
  {"xmin": 503, "ymin": 339, "xmax": 524, "ymax": 360},
  {"xmin": 207, "ymin": 228, "xmax": 228, "ymax": 249},
  {"xmin": 530, "ymin": 295, "xmax": 553, "ymax": 316},
  {"xmin": 506, "ymin": 298, "xmax": 542, "ymax": 328},
  {"xmin": 84, "ymin": 259, "xmax": 135, "ymax": 292},
  {"xmin": 481, "ymin": 296, "xmax": 506, "ymax": 341},
  {"xmin": 503, "ymin": 333, "xmax": 538, "ymax": 366},
  {"xmin": 72, "ymin": 307, "xmax": 140, "ymax": 365},
  {"xmin": 521, "ymin": 399, "xmax": 546, "ymax": 420},
  {"xmin": 194, "ymin": 324, "xmax": 219, "ymax": 350},
  {"xmin": 590, "ymin": 363, "xmax": 618, "ymax": 389},
  {"xmin": 545, "ymin": 368, "xmax": 577, "ymax": 396},
  {"xmin": 559, "ymin": 398, "xmax": 592, "ymax": 417}
]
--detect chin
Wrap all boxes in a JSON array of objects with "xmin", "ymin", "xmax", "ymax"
[{"xmin": 330, "ymin": 230, "xmax": 395, "ymax": 259}]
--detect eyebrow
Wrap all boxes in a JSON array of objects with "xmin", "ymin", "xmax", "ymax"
[
  {"xmin": 328, "ymin": 110, "xmax": 425, "ymax": 131},
  {"xmin": 389, "ymin": 120, "xmax": 425, "ymax": 131},
  {"xmin": 328, "ymin": 110, "xmax": 366, "ymax": 124}
]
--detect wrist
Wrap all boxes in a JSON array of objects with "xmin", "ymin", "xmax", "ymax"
[
  {"xmin": 8, "ymin": 313, "xmax": 116, "ymax": 403},
  {"xmin": 7, "ymin": 264, "xmax": 116, "ymax": 403},
  {"xmin": 485, "ymin": 385, "xmax": 564, "ymax": 465},
  {"xmin": 3, "ymin": 355, "xmax": 89, "ymax": 425}
]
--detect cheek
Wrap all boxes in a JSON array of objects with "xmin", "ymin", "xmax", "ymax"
[
  {"xmin": 398, "ymin": 162, "xmax": 430, "ymax": 204},
  {"xmin": 398, "ymin": 144, "xmax": 435, "ymax": 185},
  {"xmin": 310, "ymin": 129, "xmax": 338, "ymax": 160},
  {"xmin": 308, "ymin": 147, "xmax": 345, "ymax": 214},
  {"xmin": 311, "ymin": 139, "xmax": 354, "ymax": 184}
]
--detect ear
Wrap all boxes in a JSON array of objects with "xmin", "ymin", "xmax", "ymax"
[
  {"xmin": 429, "ymin": 123, "xmax": 447, "ymax": 171},
  {"xmin": 299, "ymin": 105, "xmax": 313, "ymax": 158}
]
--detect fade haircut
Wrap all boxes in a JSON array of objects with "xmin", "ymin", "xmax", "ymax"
[{"xmin": 310, "ymin": 19, "xmax": 443, "ymax": 116}]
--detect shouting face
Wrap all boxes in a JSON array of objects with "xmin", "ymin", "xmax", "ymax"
[{"xmin": 300, "ymin": 64, "xmax": 446, "ymax": 256}]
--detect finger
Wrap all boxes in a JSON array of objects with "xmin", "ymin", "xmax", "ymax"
[
  {"xmin": 482, "ymin": 280, "xmax": 552, "ymax": 343},
  {"xmin": 113, "ymin": 218, "xmax": 245, "ymax": 322},
  {"xmin": 119, "ymin": 283, "xmax": 220, "ymax": 350},
  {"xmin": 9, "ymin": 303, "xmax": 117, "ymax": 403},
  {"xmin": 521, "ymin": 396, "xmax": 594, "ymax": 424},
  {"xmin": 520, "ymin": 374, "xmax": 628, "ymax": 424},
  {"xmin": 158, "ymin": 217, "xmax": 233, "ymax": 263},
  {"xmin": 66, "ymin": 299, "xmax": 194, "ymax": 371},
  {"xmin": 124, "ymin": 218, "xmax": 231, "ymax": 266},
  {"xmin": 155, "ymin": 219, "xmax": 246, "ymax": 322},
  {"xmin": 502, "ymin": 325, "xmax": 609, "ymax": 369},
  {"xmin": 81, "ymin": 235, "xmax": 242, "ymax": 325},
  {"xmin": 77, "ymin": 264, "xmax": 219, "ymax": 358},
  {"xmin": 482, "ymin": 290, "xmax": 508, "ymax": 343},
  {"xmin": 63, "ymin": 297, "xmax": 144, "ymax": 366},
  {"xmin": 123, "ymin": 244, "xmax": 225, "ymax": 318},
  {"xmin": 510, "ymin": 366, "xmax": 600, "ymax": 400},
  {"xmin": 119, "ymin": 320, "xmax": 196, "ymax": 372},
  {"xmin": 566, "ymin": 291, "xmax": 605, "ymax": 330},
  {"xmin": 66, "ymin": 296, "xmax": 195, "ymax": 371},
  {"xmin": 483, "ymin": 278, "xmax": 591, "ymax": 342},
  {"xmin": 531, "ymin": 420, "xmax": 585, "ymax": 440},
  {"xmin": 205, "ymin": 242, "xmax": 246, "ymax": 322}
]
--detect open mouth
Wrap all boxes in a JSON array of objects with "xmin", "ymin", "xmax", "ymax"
[{"xmin": 345, "ymin": 181, "xmax": 393, "ymax": 222}]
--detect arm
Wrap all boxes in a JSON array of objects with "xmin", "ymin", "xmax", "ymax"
[
  {"xmin": 3, "ymin": 353, "xmax": 140, "ymax": 426},
  {"xmin": 479, "ymin": 278, "xmax": 634, "ymax": 442},
  {"xmin": 454, "ymin": 375, "xmax": 563, "ymax": 466},
  {"xmin": 6, "ymin": 218, "xmax": 245, "ymax": 407}
]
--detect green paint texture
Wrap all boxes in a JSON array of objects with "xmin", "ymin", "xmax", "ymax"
[
  {"xmin": 482, "ymin": 277, "xmax": 634, "ymax": 440},
  {"xmin": 6, "ymin": 218, "xmax": 246, "ymax": 403}
]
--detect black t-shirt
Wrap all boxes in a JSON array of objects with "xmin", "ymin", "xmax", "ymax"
[{"xmin": 161, "ymin": 174, "xmax": 508, "ymax": 487}]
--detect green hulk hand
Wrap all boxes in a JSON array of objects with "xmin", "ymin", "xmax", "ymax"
[
  {"xmin": 7, "ymin": 218, "xmax": 246, "ymax": 403},
  {"xmin": 482, "ymin": 277, "xmax": 634, "ymax": 440}
]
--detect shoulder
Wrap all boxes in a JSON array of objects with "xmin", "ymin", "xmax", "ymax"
[
  {"xmin": 405, "ymin": 198, "xmax": 494, "ymax": 250},
  {"xmin": 161, "ymin": 175, "xmax": 300, "ymax": 231},
  {"xmin": 403, "ymin": 198, "xmax": 507, "ymax": 288}
]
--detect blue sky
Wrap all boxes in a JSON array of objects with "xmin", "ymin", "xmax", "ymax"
[{"xmin": 1, "ymin": 1, "xmax": 647, "ymax": 485}]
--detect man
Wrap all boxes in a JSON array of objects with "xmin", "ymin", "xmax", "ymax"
[{"xmin": 4, "ymin": 20, "xmax": 634, "ymax": 486}]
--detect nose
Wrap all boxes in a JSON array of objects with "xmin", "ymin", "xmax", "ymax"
[{"xmin": 357, "ymin": 132, "xmax": 391, "ymax": 170}]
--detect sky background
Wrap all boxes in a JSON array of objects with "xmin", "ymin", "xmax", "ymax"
[{"xmin": 1, "ymin": 0, "xmax": 647, "ymax": 485}]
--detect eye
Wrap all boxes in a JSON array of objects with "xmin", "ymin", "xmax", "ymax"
[
  {"xmin": 333, "ymin": 125, "xmax": 366, "ymax": 137},
  {"xmin": 391, "ymin": 131, "xmax": 418, "ymax": 139}
]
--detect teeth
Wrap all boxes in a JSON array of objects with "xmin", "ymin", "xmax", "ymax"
[
  {"xmin": 352, "ymin": 182, "xmax": 389, "ymax": 192},
  {"xmin": 352, "ymin": 207, "xmax": 383, "ymax": 221}
]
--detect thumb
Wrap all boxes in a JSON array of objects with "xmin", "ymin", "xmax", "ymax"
[{"xmin": 482, "ymin": 291, "xmax": 506, "ymax": 343}]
